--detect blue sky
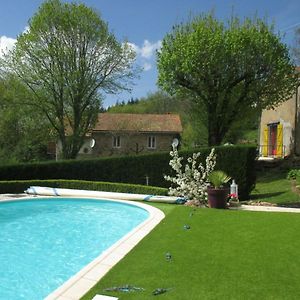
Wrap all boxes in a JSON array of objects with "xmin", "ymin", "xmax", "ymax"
[{"xmin": 0, "ymin": 0, "xmax": 300, "ymax": 107}]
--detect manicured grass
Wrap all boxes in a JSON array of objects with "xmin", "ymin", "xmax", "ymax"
[
  {"xmin": 249, "ymin": 170, "xmax": 300, "ymax": 206},
  {"xmin": 82, "ymin": 205, "xmax": 300, "ymax": 300}
]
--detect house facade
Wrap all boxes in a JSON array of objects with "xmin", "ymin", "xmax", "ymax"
[
  {"xmin": 77, "ymin": 113, "xmax": 182, "ymax": 157},
  {"xmin": 259, "ymin": 85, "xmax": 300, "ymax": 158}
]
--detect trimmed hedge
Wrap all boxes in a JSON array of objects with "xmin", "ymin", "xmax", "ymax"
[
  {"xmin": 0, "ymin": 179, "xmax": 168, "ymax": 195},
  {"xmin": 0, "ymin": 145, "xmax": 256, "ymax": 200}
]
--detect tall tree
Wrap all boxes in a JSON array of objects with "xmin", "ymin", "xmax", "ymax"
[
  {"xmin": 0, "ymin": 77, "xmax": 52, "ymax": 163},
  {"xmin": 1, "ymin": 0, "xmax": 136, "ymax": 158},
  {"xmin": 157, "ymin": 13, "xmax": 298, "ymax": 146}
]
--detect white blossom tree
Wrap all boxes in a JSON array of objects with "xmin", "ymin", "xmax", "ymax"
[{"xmin": 164, "ymin": 145, "xmax": 216, "ymax": 203}]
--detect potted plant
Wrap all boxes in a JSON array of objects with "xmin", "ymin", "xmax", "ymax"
[{"xmin": 207, "ymin": 170, "xmax": 231, "ymax": 209}]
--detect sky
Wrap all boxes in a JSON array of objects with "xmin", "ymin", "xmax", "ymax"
[{"xmin": 0, "ymin": 0, "xmax": 300, "ymax": 108}]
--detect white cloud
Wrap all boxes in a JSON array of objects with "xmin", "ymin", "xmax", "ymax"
[
  {"xmin": 0, "ymin": 36, "xmax": 16, "ymax": 58},
  {"xmin": 0, "ymin": 26, "xmax": 29, "ymax": 58},
  {"xmin": 128, "ymin": 39, "xmax": 162, "ymax": 59},
  {"xmin": 140, "ymin": 40, "xmax": 162, "ymax": 59},
  {"xmin": 127, "ymin": 39, "xmax": 161, "ymax": 72},
  {"xmin": 143, "ymin": 62, "xmax": 152, "ymax": 71}
]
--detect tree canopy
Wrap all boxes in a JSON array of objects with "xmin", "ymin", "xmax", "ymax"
[
  {"xmin": 0, "ymin": 77, "xmax": 52, "ymax": 163},
  {"xmin": 157, "ymin": 13, "xmax": 298, "ymax": 146},
  {"xmin": 1, "ymin": 0, "xmax": 136, "ymax": 158}
]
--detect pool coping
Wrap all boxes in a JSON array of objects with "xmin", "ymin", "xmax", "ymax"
[
  {"xmin": 231, "ymin": 204, "xmax": 300, "ymax": 213},
  {"xmin": 0, "ymin": 195, "xmax": 165, "ymax": 300}
]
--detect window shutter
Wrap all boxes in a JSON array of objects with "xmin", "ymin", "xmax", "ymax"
[
  {"xmin": 276, "ymin": 124, "xmax": 283, "ymax": 157},
  {"xmin": 262, "ymin": 126, "xmax": 268, "ymax": 156}
]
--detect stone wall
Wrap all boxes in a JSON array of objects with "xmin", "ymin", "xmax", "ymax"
[
  {"xmin": 90, "ymin": 132, "xmax": 178, "ymax": 157},
  {"xmin": 259, "ymin": 87, "xmax": 300, "ymax": 156}
]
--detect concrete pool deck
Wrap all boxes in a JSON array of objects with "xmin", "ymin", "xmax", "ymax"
[
  {"xmin": 232, "ymin": 204, "xmax": 300, "ymax": 213},
  {"xmin": 0, "ymin": 194, "xmax": 165, "ymax": 300}
]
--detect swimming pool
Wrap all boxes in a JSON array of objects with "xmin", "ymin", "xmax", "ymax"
[{"xmin": 0, "ymin": 197, "xmax": 149, "ymax": 300}]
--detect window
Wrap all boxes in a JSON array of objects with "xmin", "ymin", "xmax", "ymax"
[
  {"xmin": 148, "ymin": 136, "xmax": 156, "ymax": 149},
  {"xmin": 113, "ymin": 136, "xmax": 121, "ymax": 148}
]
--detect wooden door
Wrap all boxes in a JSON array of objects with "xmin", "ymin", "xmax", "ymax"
[{"xmin": 268, "ymin": 124, "xmax": 277, "ymax": 156}]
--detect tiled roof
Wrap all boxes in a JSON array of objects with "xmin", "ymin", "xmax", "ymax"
[{"xmin": 93, "ymin": 113, "xmax": 183, "ymax": 133}]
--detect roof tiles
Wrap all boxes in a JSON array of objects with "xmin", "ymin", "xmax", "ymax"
[{"xmin": 93, "ymin": 113, "xmax": 182, "ymax": 133}]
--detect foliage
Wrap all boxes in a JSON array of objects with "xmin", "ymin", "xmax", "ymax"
[
  {"xmin": 0, "ymin": 77, "xmax": 52, "ymax": 163},
  {"xmin": 164, "ymin": 145, "xmax": 216, "ymax": 203},
  {"xmin": 109, "ymin": 91, "xmax": 175, "ymax": 114},
  {"xmin": 0, "ymin": 179, "xmax": 167, "ymax": 195},
  {"xmin": 82, "ymin": 206, "xmax": 300, "ymax": 300},
  {"xmin": 157, "ymin": 12, "xmax": 298, "ymax": 146},
  {"xmin": 223, "ymin": 108, "xmax": 260, "ymax": 144},
  {"xmin": 1, "ymin": 0, "xmax": 136, "ymax": 159},
  {"xmin": 0, "ymin": 145, "xmax": 257, "ymax": 200},
  {"xmin": 208, "ymin": 170, "xmax": 231, "ymax": 188},
  {"xmin": 287, "ymin": 169, "xmax": 300, "ymax": 180}
]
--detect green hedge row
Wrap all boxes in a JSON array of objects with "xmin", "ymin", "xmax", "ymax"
[
  {"xmin": 0, "ymin": 179, "xmax": 168, "ymax": 195},
  {"xmin": 0, "ymin": 145, "xmax": 256, "ymax": 200}
]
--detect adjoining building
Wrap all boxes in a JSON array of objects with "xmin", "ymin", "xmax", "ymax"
[
  {"xmin": 73, "ymin": 113, "xmax": 182, "ymax": 158},
  {"xmin": 259, "ymin": 83, "xmax": 300, "ymax": 158}
]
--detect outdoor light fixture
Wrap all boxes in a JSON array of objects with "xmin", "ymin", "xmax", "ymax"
[
  {"xmin": 172, "ymin": 138, "xmax": 179, "ymax": 148},
  {"xmin": 230, "ymin": 179, "xmax": 238, "ymax": 198}
]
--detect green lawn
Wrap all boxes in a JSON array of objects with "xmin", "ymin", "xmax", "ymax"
[
  {"xmin": 249, "ymin": 170, "xmax": 300, "ymax": 206},
  {"xmin": 82, "ymin": 204, "xmax": 300, "ymax": 300}
]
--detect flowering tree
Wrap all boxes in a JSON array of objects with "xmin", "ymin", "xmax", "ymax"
[{"xmin": 164, "ymin": 145, "xmax": 216, "ymax": 204}]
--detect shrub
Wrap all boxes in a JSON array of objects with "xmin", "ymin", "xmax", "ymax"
[
  {"xmin": 287, "ymin": 169, "xmax": 300, "ymax": 180},
  {"xmin": 0, "ymin": 179, "xmax": 168, "ymax": 195},
  {"xmin": 208, "ymin": 170, "xmax": 231, "ymax": 189},
  {"xmin": 0, "ymin": 145, "xmax": 256, "ymax": 200}
]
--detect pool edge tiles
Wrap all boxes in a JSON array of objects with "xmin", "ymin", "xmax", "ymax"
[{"xmin": 40, "ymin": 197, "xmax": 165, "ymax": 300}]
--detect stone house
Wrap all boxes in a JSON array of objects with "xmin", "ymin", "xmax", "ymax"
[
  {"xmin": 259, "ymin": 85, "xmax": 300, "ymax": 158},
  {"xmin": 77, "ymin": 113, "xmax": 182, "ymax": 157}
]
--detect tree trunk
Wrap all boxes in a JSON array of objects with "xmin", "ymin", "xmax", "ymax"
[
  {"xmin": 60, "ymin": 134, "xmax": 82, "ymax": 160},
  {"xmin": 208, "ymin": 133, "xmax": 223, "ymax": 146},
  {"xmin": 207, "ymin": 115, "xmax": 223, "ymax": 146},
  {"xmin": 62, "ymin": 136, "xmax": 84, "ymax": 159},
  {"xmin": 207, "ymin": 106, "xmax": 229, "ymax": 146}
]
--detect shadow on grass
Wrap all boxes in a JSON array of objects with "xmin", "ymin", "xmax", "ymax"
[
  {"xmin": 250, "ymin": 191, "xmax": 285, "ymax": 200},
  {"xmin": 256, "ymin": 173, "xmax": 287, "ymax": 183}
]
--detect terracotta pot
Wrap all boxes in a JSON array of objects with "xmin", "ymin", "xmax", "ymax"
[{"xmin": 207, "ymin": 187, "xmax": 229, "ymax": 209}]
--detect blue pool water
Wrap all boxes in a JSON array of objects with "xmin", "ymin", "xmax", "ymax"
[{"xmin": 0, "ymin": 198, "xmax": 149, "ymax": 300}]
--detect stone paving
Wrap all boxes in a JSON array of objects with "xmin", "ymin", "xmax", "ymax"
[
  {"xmin": 1, "ymin": 194, "xmax": 300, "ymax": 214},
  {"xmin": 0, "ymin": 193, "xmax": 29, "ymax": 201},
  {"xmin": 233, "ymin": 204, "xmax": 300, "ymax": 213}
]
